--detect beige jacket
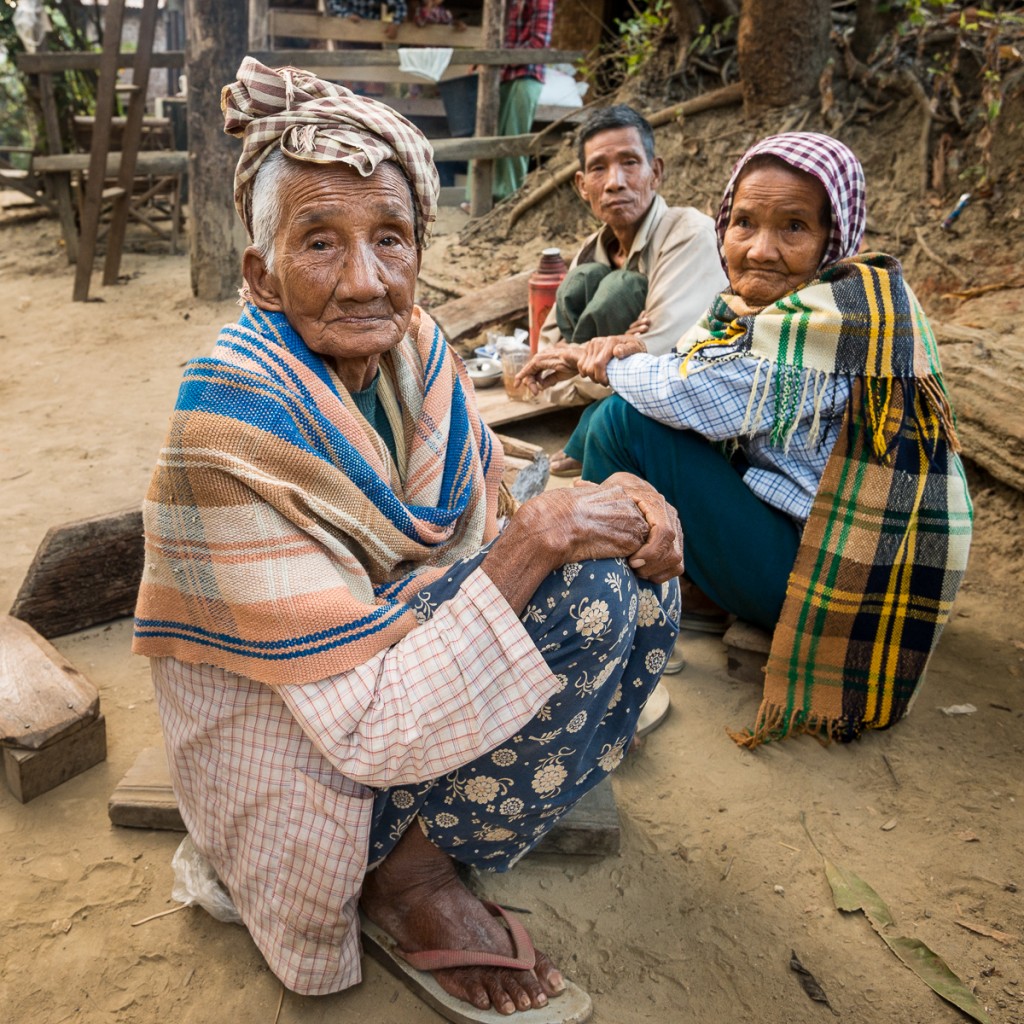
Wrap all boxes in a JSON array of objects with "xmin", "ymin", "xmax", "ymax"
[{"xmin": 539, "ymin": 194, "xmax": 728, "ymax": 406}]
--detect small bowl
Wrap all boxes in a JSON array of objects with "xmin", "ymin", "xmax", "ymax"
[{"xmin": 465, "ymin": 357, "xmax": 503, "ymax": 389}]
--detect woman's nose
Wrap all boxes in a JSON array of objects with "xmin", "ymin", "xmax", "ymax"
[
  {"xmin": 335, "ymin": 244, "xmax": 385, "ymax": 300},
  {"xmin": 747, "ymin": 229, "xmax": 779, "ymax": 262}
]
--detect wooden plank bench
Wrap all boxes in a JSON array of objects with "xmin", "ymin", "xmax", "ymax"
[
  {"xmin": 1, "ymin": 616, "xmax": 106, "ymax": 802},
  {"xmin": 109, "ymin": 743, "xmax": 619, "ymax": 855}
]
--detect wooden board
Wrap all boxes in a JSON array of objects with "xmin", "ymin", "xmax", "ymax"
[
  {"xmin": 10, "ymin": 507, "xmax": 144, "ymax": 639},
  {"xmin": 532, "ymin": 778, "xmax": 621, "ymax": 857},
  {"xmin": 475, "ymin": 386, "xmax": 558, "ymax": 428},
  {"xmin": 267, "ymin": 9, "xmax": 486, "ymax": 47},
  {"xmin": 109, "ymin": 745, "xmax": 619, "ymax": 856},
  {"xmin": 0, "ymin": 616, "xmax": 100, "ymax": 750},
  {"xmin": 4, "ymin": 713, "xmax": 106, "ymax": 803},
  {"xmin": 430, "ymin": 269, "xmax": 530, "ymax": 346},
  {"xmin": 108, "ymin": 745, "xmax": 185, "ymax": 831}
]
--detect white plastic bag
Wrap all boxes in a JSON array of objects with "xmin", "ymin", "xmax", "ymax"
[{"xmin": 170, "ymin": 835, "xmax": 243, "ymax": 925}]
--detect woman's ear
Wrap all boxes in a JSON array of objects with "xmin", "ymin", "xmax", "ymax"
[{"xmin": 242, "ymin": 245, "xmax": 283, "ymax": 311}]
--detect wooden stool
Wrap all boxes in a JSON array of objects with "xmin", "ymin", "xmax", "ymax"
[{"xmin": 1, "ymin": 616, "xmax": 106, "ymax": 802}]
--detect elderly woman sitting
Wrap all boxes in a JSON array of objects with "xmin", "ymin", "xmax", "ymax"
[
  {"xmin": 520, "ymin": 132, "xmax": 973, "ymax": 747},
  {"xmin": 132, "ymin": 59, "xmax": 683, "ymax": 1021}
]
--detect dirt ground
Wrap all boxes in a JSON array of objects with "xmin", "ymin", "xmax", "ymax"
[{"xmin": 2, "ymin": 94, "xmax": 1024, "ymax": 1024}]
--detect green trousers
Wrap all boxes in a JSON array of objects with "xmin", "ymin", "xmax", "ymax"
[
  {"xmin": 556, "ymin": 263, "xmax": 648, "ymax": 462},
  {"xmin": 493, "ymin": 77, "xmax": 543, "ymax": 200},
  {"xmin": 580, "ymin": 395, "xmax": 802, "ymax": 630}
]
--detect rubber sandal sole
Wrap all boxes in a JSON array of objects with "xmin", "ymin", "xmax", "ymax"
[
  {"xmin": 636, "ymin": 681, "xmax": 671, "ymax": 738},
  {"xmin": 361, "ymin": 913, "xmax": 593, "ymax": 1024}
]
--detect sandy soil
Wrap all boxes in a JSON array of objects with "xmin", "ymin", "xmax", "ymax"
[{"xmin": 1, "ymin": 158, "xmax": 1023, "ymax": 1024}]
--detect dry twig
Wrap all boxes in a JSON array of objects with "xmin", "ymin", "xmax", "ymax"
[{"xmin": 913, "ymin": 226, "xmax": 969, "ymax": 285}]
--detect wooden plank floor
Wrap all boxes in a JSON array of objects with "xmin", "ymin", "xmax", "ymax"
[{"xmin": 474, "ymin": 384, "xmax": 557, "ymax": 428}]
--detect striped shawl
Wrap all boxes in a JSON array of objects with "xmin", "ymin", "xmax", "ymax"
[
  {"xmin": 133, "ymin": 305, "xmax": 504, "ymax": 685},
  {"xmin": 678, "ymin": 254, "xmax": 973, "ymax": 745}
]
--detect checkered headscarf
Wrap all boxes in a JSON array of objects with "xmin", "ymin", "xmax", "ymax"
[
  {"xmin": 715, "ymin": 132, "xmax": 866, "ymax": 270},
  {"xmin": 222, "ymin": 57, "xmax": 438, "ymax": 245}
]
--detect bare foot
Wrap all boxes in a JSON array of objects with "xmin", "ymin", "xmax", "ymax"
[
  {"xmin": 549, "ymin": 450, "xmax": 582, "ymax": 478},
  {"xmin": 360, "ymin": 823, "xmax": 566, "ymax": 1015}
]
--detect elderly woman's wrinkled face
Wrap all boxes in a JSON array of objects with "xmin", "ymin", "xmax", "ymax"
[
  {"xmin": 722, "ymin": 162, "xmax": 830, "ymax": 308},
  {"xmin": 247, "ymin": 160, "xmax": 419, "ymax": 381}
]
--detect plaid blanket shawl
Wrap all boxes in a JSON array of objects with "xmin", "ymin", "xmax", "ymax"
[
  {"xmin": 133, "ymin": 304, "xmax": 503, "ymax": 685},
  {"xmin": 677, "ymin": 254, "xmax": 973, "ymax": 745}
]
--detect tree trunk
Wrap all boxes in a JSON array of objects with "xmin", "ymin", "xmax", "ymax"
[
  {"xmin": 850, "ymin": 0, "xmax": 899, "ymax": 62},
  {"xmin": 736, "ymin": 0, "xmax": 830, "ymax": 111},
  {"xmin": 185, "ymin": 0, "xmax": 249, "ymax": 300}
]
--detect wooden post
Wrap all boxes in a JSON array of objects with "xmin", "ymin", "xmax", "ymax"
[
  {"xmin": 73, "ymin": 0, "xmax": 127, "ymax": 302},
  {"xmin": 36, "ymin": 73, "xmax": 79, "ymax": 264},
  {"xmin": 248, "ymin": 0, "xmax": 270, "ymax": 49},
  {"xmin": 185, "ymin": 0, "xmax": 249, "ymax": 300},
  {"xmin": 470, "ymin": 0, "xmax": 506, "ymax": 217}
]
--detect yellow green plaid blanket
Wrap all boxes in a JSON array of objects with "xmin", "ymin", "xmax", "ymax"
[{"xmin": 683, "ymin": 254, "xmax": 973, "ymax": 745}]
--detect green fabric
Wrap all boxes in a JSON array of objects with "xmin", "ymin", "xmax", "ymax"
[
  {"xmin": 555, "ymin": 263, "xmax": 649, "ymax": 343},
  {"xmin": 580, "ymin": 395, "xmax": 801, "ymax": 630},
  {"xmin": 493, "ymin": 77, "xmax": 543, "ymax": 200},
  {"xmin": 350, "ymin": 373, "xmax": 398, "ymax": 465}
]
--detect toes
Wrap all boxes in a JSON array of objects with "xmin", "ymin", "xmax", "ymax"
[{"xmin": 533, "ymin": 950, "xmax": 567, "ymax": 997}]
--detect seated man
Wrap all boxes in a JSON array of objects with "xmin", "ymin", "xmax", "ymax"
[
  {"xmin": 133, "ymin": 58, "xmax": 682, "ymax": 1021},
  {"xmin": 528, "ymin": 104, "xmax": 728, "ymax": 477}
]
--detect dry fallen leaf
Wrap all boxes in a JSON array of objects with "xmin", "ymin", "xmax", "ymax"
[
  {"xmin": 50, "ymin": 918, "xmax": 72, "ymax": 934},
  {"xmin": 954, "ymin": 919, "xmax": 1019, "ymax": 944},
  {"xmin": 956, "ymin": 830, "xmax": 980, "ymax": 843},
  {"xmin": 881, "ymin": 817, "xmax": 898, "ymax": 831}
]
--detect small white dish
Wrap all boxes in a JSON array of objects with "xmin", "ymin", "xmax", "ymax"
[{"xmin": 465, "ymin": 357, "xmax": 502, "ymax": 388}]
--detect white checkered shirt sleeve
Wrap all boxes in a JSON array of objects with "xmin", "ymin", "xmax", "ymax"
[{"xmin": 606, "ymin": 352, "xmax": 850, "ymax": 521}]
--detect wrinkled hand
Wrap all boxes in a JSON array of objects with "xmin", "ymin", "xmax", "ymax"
[
  {"xmin": 574, "ymin": 331, "xmax": 648, "ymax": 386},
  {"xmin": 591, "ymin": 473, "xmax": 683, "ymax": 584},
  {"xmin": 513, "ymin": 481, "xmax": 649, "ymax": 568},
  {"xmin": 515, "ymin": 343, "xmax": 581, "ymax": 395}
]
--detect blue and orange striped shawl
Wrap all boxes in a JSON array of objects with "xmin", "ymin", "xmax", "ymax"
[
  {"xmin": 133, "ymin": 304, "xmax": 504, "ymax": 685},
  {"xmin": 678, "ymin": 254, "xmax": 974, "ymax": 745}
]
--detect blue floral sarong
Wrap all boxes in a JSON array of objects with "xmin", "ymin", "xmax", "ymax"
[{"xmin": 369, "ymin": 553, "xmax": 680, "ymax": 869}]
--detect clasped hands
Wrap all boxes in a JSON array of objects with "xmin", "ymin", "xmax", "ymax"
[
  {"xmin": 514, "ymin": 312, "xmax": 651, "ymax": 395},
  {"xmin": 517, "ymin": 471, "xmax": 683, "ymax": 586}
]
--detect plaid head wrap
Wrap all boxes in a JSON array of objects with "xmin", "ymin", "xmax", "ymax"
[
  {"xmin": 715, "ymin": 131, "xmax": 867, "ymax": 271},
  {"xmin": 222, "ymin": 56, "xmax": 439, "ymax": 245}
]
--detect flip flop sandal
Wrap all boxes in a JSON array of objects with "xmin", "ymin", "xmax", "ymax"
[
  {"xmin": 635, "ymin": 681, "xmax": 671, "ymax": 738},
  {"xmin": 361, "ymin": 904, "xmax": 593, "ymax": 1024}
]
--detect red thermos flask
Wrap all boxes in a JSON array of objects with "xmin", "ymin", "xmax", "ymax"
[{"xmin": 527, "ymin": 248, "xmax": 568, "ymax": 354}]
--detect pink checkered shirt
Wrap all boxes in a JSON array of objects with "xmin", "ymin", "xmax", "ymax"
[{"xmin": 151, "ymin": 566, "xmax": 557, "ymax": 995}]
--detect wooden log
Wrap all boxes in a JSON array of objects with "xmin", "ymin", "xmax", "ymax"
[
  {"xmin": 10, "ymin": 507, "xmax": 144, "ymax": 639},
  {"xmin": 940, "ymin": 337, "xmax": 1024, "ymax": 494},
  {"xmin": 108, "ymin": 745, "xmax": 185, "ymax": 831},
  {"xmin": 0, "ymin": 616, "xmax": 100, "ymax": 750},
  {"xmin": 430, "ymin": 269, "xmax": 530, "ymax": 345},
  {"xmin": 4, "ymin": 714, "xmax": 107, "ymax": 804}
]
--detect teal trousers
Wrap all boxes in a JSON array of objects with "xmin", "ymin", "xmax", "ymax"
[{"xmin": 580, "ymin": 395, "xmax": 802, "ymax": 630}]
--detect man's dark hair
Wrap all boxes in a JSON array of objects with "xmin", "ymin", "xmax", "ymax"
[{"xmin": 576, "ymin": 105, "xmax": 656, "ymax": 168}]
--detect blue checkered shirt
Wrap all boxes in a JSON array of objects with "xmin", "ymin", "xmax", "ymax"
[
  {"xmin": 328, "ymin": 0, "xmax": 408, "ymax": 24},
  {"xmin": 606, "ymin": 352, "xmax": 852, "ymax": 522}
]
